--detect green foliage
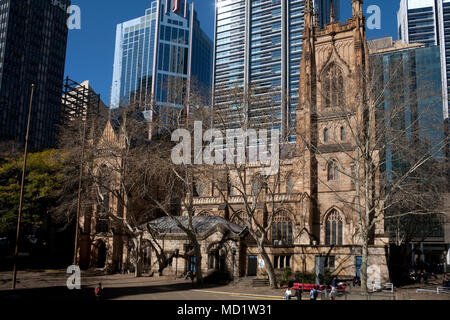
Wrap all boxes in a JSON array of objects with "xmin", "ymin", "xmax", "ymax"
[
  {"xmin": 324, "ymin": 269, "xmax": 333, "ymax": 285},
  {"xmin": 294, "ymin": 271, "xmax": 316, "ymax": 284},
  {"xmin": 0, "ymin": 150, "xmax": 64, "ymax": 235},
  {"xmin": 278, "ymin": 267, "xmax": 293, "ymax": 286}
]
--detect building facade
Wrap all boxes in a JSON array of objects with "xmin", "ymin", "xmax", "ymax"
[
  {"xmin": 0, "ymin": 0, "xmax": 70, "ymax": 149},
  {"xmin": 78, "ymin": 0, "xmax": 390, "ymax": 286},
  {"xmin": 110, "ymin": 0, "xmax": 213, "ymax": 117},
  {"xmin": 213, "ymin": 0, "xmax": 339, "ymax": 142},
  {"xmin": 370, "ymin": 38, "xmax": 449, "ymax": 275},
  {"xmin": 61, "ymin": 78, "xmax": 109, "ymax": 144},
  {"xmin": 193, "ymin": 0, "xmax": 389, "ymax": 284},
  {"xmin": 398, "ymin": 0, "xmax": 450, "ymax": 120}
]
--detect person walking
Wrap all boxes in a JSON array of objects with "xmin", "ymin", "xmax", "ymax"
[
  {"xmin": 95, "ymin": 282, "xmax": 103, "ymax": 301},
  {"xmin": 295, "ymin": 288, "xmax": 302, "ymax": 301},
  {"xmin": 330, "ymin": 276, "xmax": 337, "ymax": 299},
  {"xmin": 285, "ymin": 287, "xmax": 292, "ymax": 300},
  {"xmin": 310, "ymin": 286, "xmax": 318, "ymax": 300}
]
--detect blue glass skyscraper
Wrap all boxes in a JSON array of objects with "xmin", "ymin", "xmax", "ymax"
[
  {"xmin": 371, "ymin": 39, "xmax": 445, "ymax": 161},
  {"xmin": 213, "ymin": 0, "xmax": 339, "ymax": 141},
  {"xmin": 111, "ymin": 0, "xmax": 213, "ymax": 116},
  {"xmin": 398, "ymin": 0, "xmax": 450, "ymax": 120},
  {"xmin": 370, "ymin": 38, "xmax": 447, "ymax": 256}
]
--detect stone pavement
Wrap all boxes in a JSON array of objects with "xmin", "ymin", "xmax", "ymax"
[{"xmin": 0, "ymin": 270, "xmax": 449, "ymax": 301}]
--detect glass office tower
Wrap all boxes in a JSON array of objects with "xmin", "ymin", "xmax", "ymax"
[
  {"xmin": 0, "ymin": 0, "xmax": 70, "ymax": 149},
  {"xmin": 370, "ymin": 38, "xmax": 447, "ymax": 258},
  {"xmin": 213, "ymin": 0, "xmax": 339, "ymax": 141},
  {"xmin": 111, "ymin": 0, "xmax": 213, "ymax": 117},
  {"xmin": 371, "ymin": 40, "xmax": 445, "ymax": 163},
  {"xmin": 398, "ymin": 0, "xmax": 450, "ymax": 120}
]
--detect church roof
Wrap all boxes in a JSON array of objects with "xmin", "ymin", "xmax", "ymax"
[{"xmin": 146, "ymin": 216, "xmax": 245, "ymax": 236}]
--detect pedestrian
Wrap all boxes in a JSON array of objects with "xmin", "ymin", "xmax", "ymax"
[
  {"xmin": 95, "ymin": 282, "xmax": 103, "ymax": 301},
  {"xmin": 353, "ymin": 275, "xmax": 360, "ymax": 287},
  {"xmin": 330, "ymin": 276, "xmax": 337, "ymax": 299},
  {"xmin": 295, "ymin": 288, "xmax": 302, "ymax": 301},
  {"xmin": 285, "ymin": 287, "xmax": 292, "ymax": 300},
  {"xmin": 185, "ymin": 270, "xmax": 192, "ymax": 280},
  {"xmin": 329, "ymin": 285, "xmax": 337, "ymax": 300},
  {"xmin": 314, "ymin": 285, "xmax": 320, "ymax": 300},
  {"xmin": 310, "ymin": 287, "xmax": 316, "ymax": 300},
  {"xmin": 443, "ymin": 274, "xmax": 449, "ymax": 288},
  {"xmin": 331, "ymin": 276, "xmax": 337, "ymax": 288}
]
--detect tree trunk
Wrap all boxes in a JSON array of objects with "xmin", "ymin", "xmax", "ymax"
[
  {"xmin": 194, "ymin": 244, "xmax": 203, "ymax": 285},
  {"xmin": 134, "ymin": 236, "xmax": 143, "ymax": 278},
  {"xmin": 257, "ymin": 242, "xmax": 278, "ymax": 289},
  {"xmin": 360, "ymin": 240, "xmax": 369, "ymax": 292}
]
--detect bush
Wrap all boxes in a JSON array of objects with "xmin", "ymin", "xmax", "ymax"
[
  {"xmin": 277, "ymin": 268, "xmax": 293, "ymax": 287},
  {"xmin": 324, "ymin": 269, "xmax": 333, "ymax": 285},
  {"xmin": 294, "ymin": 271, "xmax": 315, "ymax": 284},
  {"xmin": 282, "ymin": 267, "xmax": 292, "ymax": 280}
]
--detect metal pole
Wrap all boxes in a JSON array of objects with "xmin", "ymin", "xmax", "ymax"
[
  {"xmin": 73, "ymin": 113, "xmax": 87, "ymax": 266},
  {"xmin": 12, "ymin": 84, "xmax": 35, "ymax": 289}
]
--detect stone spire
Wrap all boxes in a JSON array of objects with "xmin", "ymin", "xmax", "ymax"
[
  {"xmin": 304, "ymin": 0, "xmax": 314, "ymax": 30},
  {"xmin": 330, "ymin": 3, "xmax": 335, "ymax": 24},
  {"xmin": 314, "ymin": 8, "xmax": 320, "ymax": 28},
  {"xmin": 352, "ymin": 0, "xmax": 363, "ymax": 18}
]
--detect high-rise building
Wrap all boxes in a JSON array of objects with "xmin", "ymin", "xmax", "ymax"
[
  {"xmin": 398, "ymin": 0, "xmax": 450, "ymax": 120},
  {"xmin": 61, "ymin": 78, "xmax": 109, "ymax": 142},
  {"xmin": 213, "ymin": 0, "xmax": 339, "ymax": 141},
  {"xmin": 370, "ymin": 37, "xmax": 448, "ymax": 269},
  {"xmin": 0, "ymin": 0, "xmax": 70, "ymax": 150},
  {"xmin": 370, "ymin": 38, "xmax": 445, "ymax": 171},
  {"xmin": 315, "ymin": 0, "xmax": 340, "ymax": 29},
  {"xmin": 110, "ymin": 0, "xmax": 213, "ymax": 117}
]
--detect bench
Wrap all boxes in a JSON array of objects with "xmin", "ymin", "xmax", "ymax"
[
  {"xmin": 292, "ymin": 283, "xmax": 346, "ymax": 293},
  {"xmin": 437, "ymin": 287, "xmax": 450, "ymax": 294}
]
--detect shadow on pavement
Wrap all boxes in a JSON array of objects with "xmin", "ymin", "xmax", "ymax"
[{"xmin": 0, "ymin": 281, "xmax": 228, "ymax": 301}]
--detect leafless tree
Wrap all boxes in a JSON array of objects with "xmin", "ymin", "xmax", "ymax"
[
  {"xmin": 295, "ymin": 52, "xmax": 449, "ymax": 291},
  {"xmin": 184, "ymin": 84, "xmax": 299, "ymax": 289}
]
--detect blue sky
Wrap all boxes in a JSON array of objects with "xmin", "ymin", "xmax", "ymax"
[{"xmin": 64, "ymin": 0, "xmax": 400, "ymax": 105}]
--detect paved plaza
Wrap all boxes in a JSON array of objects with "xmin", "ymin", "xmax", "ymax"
[{"xmin": 0, "ymin": 270, "xmax": 449, "ymax": 301}]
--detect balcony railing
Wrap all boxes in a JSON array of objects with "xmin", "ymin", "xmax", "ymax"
[{"xmin": 192, "ymin": 193, "xmax": 306, "ymax": 205}]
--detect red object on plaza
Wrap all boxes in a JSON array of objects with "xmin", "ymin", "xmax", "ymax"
[{"xmin": 292, "ymin": 283, "xmax": 346, "ymax": 293}]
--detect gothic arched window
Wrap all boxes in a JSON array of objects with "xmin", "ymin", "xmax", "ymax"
[
  {"xmin": 323, "ymin": 63, "xmax": 344, "ymax": 108},
  {"xmin": 97, "ymin": 165, "xmax": 111, "ymax": 215},
  {"xmin": 286, "ymin": 173, "xmax": 294, "ymax": 194},
  {"xmin": 340, "ymin": 126, "xmax": 346, "ymax": 141},
  {"xmin": 251, "ymin": 177, "xmax": 260, "ymax": 196},
  {"xmin": 328, "ymin": 160, "xmax": 339, "ymax": 181},
  {"xmin": 194, "ymin": 180, "xmax": 205, "ymax": 197},
  {"xmin": 324, "ymin": 128, "xmax": 329, "ymax": 143},
  {"xmin": 325, "ymin": 209, "xmax": 343, "ymax": 245},
  {"xmin": 272, "ymin": 211, "xmax": 294, "ymax": 246}
]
